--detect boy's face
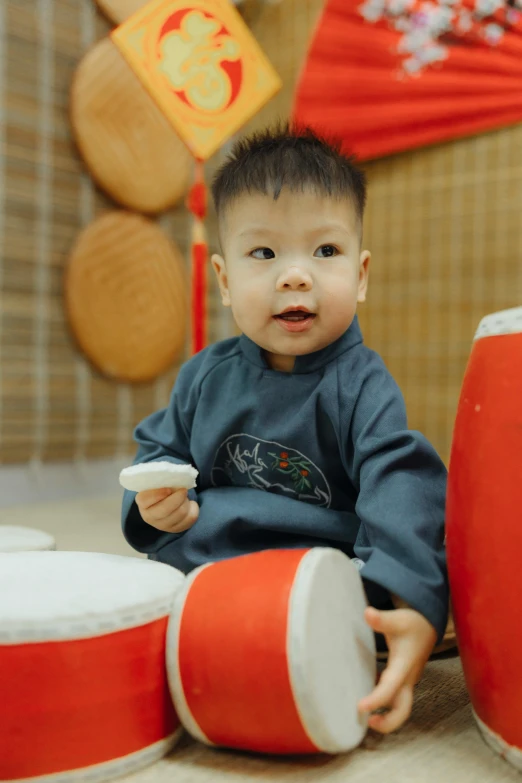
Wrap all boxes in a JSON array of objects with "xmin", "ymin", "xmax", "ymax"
[{"xmin": 212, "ymin": 188, "xmax": 370, "ymax": 372}]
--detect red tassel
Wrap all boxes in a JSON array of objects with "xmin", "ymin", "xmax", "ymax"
[
  {"xmin": 187, "ymin": 181, "xmax": 207, "ymax": 220},
  {"xmin": 191, "ymin": 222, "xmax": 207, "ymax": 355},
  {"xmin": 187, "ymin": 161, "xmax": 208, "ymax": 354}
]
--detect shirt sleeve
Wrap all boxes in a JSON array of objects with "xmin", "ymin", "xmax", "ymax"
[
  {"xmin": 121, "ymin": 359, "xmax": 201, "ymax": 554},
  {"xmin": 343, "ymin": 352, "xmax": 449, "ymax": 642}
]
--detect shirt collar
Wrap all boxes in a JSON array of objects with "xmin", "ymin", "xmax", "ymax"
[{"xmin": 239, "ymin": 316, "xmax": 363, "ymax": 374}]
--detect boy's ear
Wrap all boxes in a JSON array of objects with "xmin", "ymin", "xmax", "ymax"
[
  {"xmin": 211, "ymin": 254, "xmax": 231, "ymax": 307},
  {"xmin": 357, "ymin": 250, "xmax": 371, "ymax": 303}
]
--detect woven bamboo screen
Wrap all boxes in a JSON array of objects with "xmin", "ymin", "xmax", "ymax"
[
  {"xmin": 0, "ymin": 0, "xmax": 521, "ymax": 465},
  {"xmin": 361, "ymin": 133, "xmax": 522, "ymax": 463},
  {"xmin": 0, "ymin": 0, "xmax": 231, "ymax": 464}
]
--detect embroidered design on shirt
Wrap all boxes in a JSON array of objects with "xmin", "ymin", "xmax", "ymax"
[
  {"xmin": 268, "ymin": 450, "xmax": 313, "ymax": 492},
  {"xmin": 211, "ymin": 434, "xmax": 332, "ymax": 508}
]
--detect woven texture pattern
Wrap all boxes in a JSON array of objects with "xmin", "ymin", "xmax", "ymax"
[
  {"xmin": 361, "ymin": 132, "xmax": 522, "ymax": 462},
  {"xmin": 0, "ymin": 0, "xmax": 231, "ymax": 464},
  {"xmin": 1, "ymin": 0, "xmax": 521, "ymax": 464},
  {"xmin": 65, "ymin": 211, "xmax": 188, "ymax": 382},
  {"xmin": 71, "ymin": 36, "xmax": 192, "ymax": 213}
]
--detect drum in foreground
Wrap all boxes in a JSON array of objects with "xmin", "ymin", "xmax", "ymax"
[
  {"xmin": 168, "ymin": 547, "xmax": 376, "ymax": 755},
  {"xmin": 447, "ymin": 306, "xmax": 522, "ymax": 771},
  {"xmin": 0, "ymin": 525, "xmax": 55, "ymax": 552},
  {"xmin": 0, "ymin": 551, "xmax": 184, "ymax": 781}
]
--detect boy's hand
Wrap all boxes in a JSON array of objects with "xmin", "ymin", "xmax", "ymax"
[
  {"xmin": 135, "ymin": 488, "xmax": 199, "ymax": 533},
  {"xmin": 358, "ymin": 606, "xmax": 437, "ymax": 734}
]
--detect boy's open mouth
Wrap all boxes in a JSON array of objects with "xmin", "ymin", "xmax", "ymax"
[
  {"xmin": 274, "ymin": 310, "xmax": 316, "ymax": 323},
  {"xmin": 273, "ymin": 308, "xmax": 317, "ymax": 333}
]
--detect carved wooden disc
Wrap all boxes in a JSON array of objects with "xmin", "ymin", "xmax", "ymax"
[
  {"xmin": 95, "ymin": 0, "xmax": 147, "ymax": 25},
  {"xmin": 65, "ymin": 211, "xmax": 188, "ymax": 383},
  {"xmin": 71, "ymin": 37, "xmax": 192, "ymax": 214}
]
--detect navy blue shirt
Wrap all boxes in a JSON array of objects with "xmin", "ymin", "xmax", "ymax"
[{"xmin": 122, "ymin": 317, "xmax": 448, "ymax": 640}]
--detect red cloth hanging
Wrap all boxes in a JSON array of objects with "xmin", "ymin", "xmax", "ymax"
[
  {"xmin": 293, "ymin": 0, "xmax": 522, "ymax": 161},
  {"xmin": 187, "ymin": 161, "xmax": 208, "ymax": 355}
]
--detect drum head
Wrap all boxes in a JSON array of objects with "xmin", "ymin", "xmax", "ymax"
[
  {"xmin": 475, "ymin": 306, "xmax": 522, "ymax": 341},
  {"xmin": 288, "ymin": 548, "xmax": 376, "ymax": 753},
  {"xmin": 0, "ymin": 525, "xmax": 55, "ymax": 553},
  {"xmin": 0, "ymin": 551, "xmax": 183, "ymax": 641}
]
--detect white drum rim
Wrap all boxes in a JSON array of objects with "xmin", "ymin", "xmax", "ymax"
[
  {"xmin": 287, "ymin": 548, "xmax": 376, "ymax": 754},
  {"xmin": 474, "ymin": 709, "xmax": 522, "ymax": 772},
  {"xmin": 0, "ymin": 525, "xmax": 56, "ymax": 553},
  {"xmin": 167, "ymin": 563, "xmax": 215, "ymax": 747},
  {"xmin": 4, "ymin": 730, "xmax": 182, "ymax": 783},
  {"xmin": 474, "ymin": 306, "xmax": 522, "ymax": 341},
  {"xmin": 0, "ymin": 552, "xmax": 183, "ymax": 643}
]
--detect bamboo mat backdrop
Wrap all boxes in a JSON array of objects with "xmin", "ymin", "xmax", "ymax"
[{"xmin": 0, "ymin": 0, "xmax": 521, "ymax": 465}]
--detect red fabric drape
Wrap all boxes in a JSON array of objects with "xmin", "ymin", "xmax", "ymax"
[{"xmin": 293, "ymin": 0, "xmax": 522, "ymax": 161}]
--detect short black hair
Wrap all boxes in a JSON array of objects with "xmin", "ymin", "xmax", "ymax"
[{"xmin": 211, "ymin": 125, "xmax": 367, "ymax": 226}]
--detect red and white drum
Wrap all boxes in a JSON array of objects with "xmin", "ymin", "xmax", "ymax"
[
  {"xmin": 0, "ymin": 552, "xmax": 184, "ymax": 782},
  {"xmin": 167, "ymin": 548, "xmax": 376, "ymax": 755},
  {"xmin": 447, "ymin": 306, "xmax": 522, "ymax": 770},
  {"xmin": 0, "ymin": 525, "xmax": 55, "ymax": 552}
]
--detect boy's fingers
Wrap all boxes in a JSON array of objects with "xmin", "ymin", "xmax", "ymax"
[
  {"xmin": 364, "ymin": 607, "xmax": 411, "ymax": 637},
  {"xmin": 367, "ymin": 685, "xmax": 413, "ymax": 734},
  {"xmin": 136, "ymin": 488, "xmax": 173, "ymax": 510},
  {"xmin": 166, "ymin": 501, "xmax": 200, "ymax": 533},
  {"xmin": 358, "ymin": 656, "xmax": 410, "ymax": 714},
  {"xmin": 145, "ymin": 490, "xmax": 188, "ymax": 521},
  {"xmin": 159, "ymin": 489, "xmax": 189, "ymax": 514}
]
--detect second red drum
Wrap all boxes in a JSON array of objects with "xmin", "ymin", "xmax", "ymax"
[
  {"xmin": 167, "ymin": 547, "xmax": 376, "ymax": 755},
  {"xmin": 447, "ymin": 306, "xmax": 522, "ymax": 771}
]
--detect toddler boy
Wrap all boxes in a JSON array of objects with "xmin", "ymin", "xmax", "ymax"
[{"xmin": 122, "ymin": 127, "xmax": 448, "ymax": 734}]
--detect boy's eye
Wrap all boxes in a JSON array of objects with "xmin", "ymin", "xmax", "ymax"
[
  {"xmin": 314, "ymin": 244, "xmax": 339, "ymax": 258},
  {"xmin": 250, "ymin": 247, "xmax": 275, "ymax": 260}
]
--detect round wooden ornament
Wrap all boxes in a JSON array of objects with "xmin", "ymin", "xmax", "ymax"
[
  {"xmin": 65, "ymin": 211, "xmax": 188, "ymax": 383},
  {"xmin": 71, "ymin": 37, "xmax": 192, "ymax": 214},
  {"xmin": 95, "ymin": 0, "xmax": 147, "ymax": 25}
]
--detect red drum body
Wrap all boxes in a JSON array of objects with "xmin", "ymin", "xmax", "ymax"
[
  {"xmin": 447, "ymin": 307, "xmax": 522, "ymax": 770},
  {"xmin": 0, "ymin": 552, "xmax": 184, "ymax": 782},
  {"xmin": 168, "ymin": 548, "xmax": 376, "ymax": 755}
]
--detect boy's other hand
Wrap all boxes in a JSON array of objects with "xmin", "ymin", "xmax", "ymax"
[
  {"xmin": 358, "ymin": 606, "xmax": 437, "ymax": 734},
  {"xmin": 135, "ymin": 488, "xmax": 199, "ymax": 533}
]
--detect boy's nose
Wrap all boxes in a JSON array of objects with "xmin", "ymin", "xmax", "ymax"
[{"xmin": 276, "ymin": 265, "xmax": 313, "ymax": 291}]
